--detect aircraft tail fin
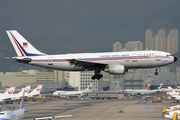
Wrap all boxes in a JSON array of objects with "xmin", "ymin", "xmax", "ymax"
[
  {"xmin": 145, "ymin": 84, "xmax": 150, "ymax": 90},
  {"xmin": 18, "ymin": 86, "xmax": 31, "ymax": 96},
  {"xmin": 168, "ymin": 86, "xmax": 177, "ymax": 94},
  {"xmin": 157, "ymin": 83, "xmax": 163, "ymax": 89},
  {"xmin": 28, "ymin": 85, "xmax": 43, "ymax": 96},
  {"xmin": 84, "ymin": 84, "xmax": 93, "ymax": 92},
  {"xmin": 20, "ymin": 91, "xmax": 24, "ymax": 109},
  {"xmin": 6, "ymin": 30, "xmax": 46, "ymax": 57},
  {"xmin": 3, "ymin": 87, "xmax": 15, "ymax": 95}
]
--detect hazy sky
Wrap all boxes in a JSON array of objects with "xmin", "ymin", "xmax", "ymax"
[{"xmin": 0, "ymin": 0, "xmax": 179, "ymax": 71}]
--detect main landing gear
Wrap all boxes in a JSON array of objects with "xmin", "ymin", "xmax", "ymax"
[
  {"xmin": 154, "ymin": 68, "xmax": 158, "ymax": 76},
  {"xmin": 92, "ymin": 70, "xmax": 103, "ymax": 80}
]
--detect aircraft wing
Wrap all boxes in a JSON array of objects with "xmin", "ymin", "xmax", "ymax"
[
  {"xmin": 66, "ymin": 59, "xmax": 108, "ymax": 70},
  {"xmin": 0, "ymin": 97, "xmax": 12, "ymax": 102}
]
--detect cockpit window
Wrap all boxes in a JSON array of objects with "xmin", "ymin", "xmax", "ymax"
[
  {"xmin": 166, "ymin": 54, "xmax": 171, "ymax": 57},
  {"xmin": 164, "ymin": 112, "xmax": 170, "ymax": 115},
  {"xmin": 0, "ymin": 113, "xmax": 4, "ymax": 115}
]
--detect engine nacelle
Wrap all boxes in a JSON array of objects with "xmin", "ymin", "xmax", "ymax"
[{"xmin": 105, "ymin": 64, "xmax": 125, "ymax": 75}]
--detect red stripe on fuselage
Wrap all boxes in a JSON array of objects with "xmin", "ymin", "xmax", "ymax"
[{"xmin": 9, "ymin": 32, "xmax": 25, "ymax": 56}]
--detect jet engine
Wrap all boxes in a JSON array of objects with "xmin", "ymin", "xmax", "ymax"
[{"xmin": 105, "ymin": 64, "xmax": 125, "ymax": 75}]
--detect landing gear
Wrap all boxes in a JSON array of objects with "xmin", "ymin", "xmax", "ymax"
[
  {"xmin": 154, "ymin": 68, "xmax": 158, "ymax": 76},
  {"xmin": 91, "ymin": 70, "xmax": 103, "ymax": 80}
]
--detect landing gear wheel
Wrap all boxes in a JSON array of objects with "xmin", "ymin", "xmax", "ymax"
[
  {"xmin": 91, "ymin": 74, "xmax": 103, "ymax": 80},
  {"xmin": 155, "ymin": 72, "xmax": 158, "ymax": 76},
  {"xmin": 154, "ymin": 68, "xmax": 158, "ymax": 76},
  {"xmin": 92, "ymin": 75, "xmax": 96, "ymax": 80}
]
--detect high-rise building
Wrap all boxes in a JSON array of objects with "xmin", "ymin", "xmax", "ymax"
[
  {"xmin": 167, "ymin": 29, "xmax": 179, "ymax": 54},
  {"xmin": 113, "ymin": 42, "xmax": 122, "ymax": 52},
  {"xmin": 124, "ymin": 41, "xmax": 143, "ymax": 51},
  {"xmin": 145, "ymin": 29, "xmax": 178, "ymax": 54},
  {"xmin": 145, "ymin": 29, "xmax": 154, "ymax": 50},
  {"xmin": 157, "ymin": 29, "xmax": 166, "ymax": 51}
]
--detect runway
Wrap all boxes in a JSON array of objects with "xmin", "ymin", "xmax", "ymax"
[{"xmin": 3, "ymin": 99, "xmax": 176, "ymax": 120}]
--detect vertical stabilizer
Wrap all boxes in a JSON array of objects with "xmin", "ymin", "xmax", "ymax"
[
  {"xmin": 18, "ymin": 86, "xmax": 31, "ymax": 96},
  {"xmin": 20, "ymin": 91, "xmax": 24, "ymax": 109},
  {"xmin": 168, "ymin": 87, "xmax": 176, "ymax": 93},
  {"xmin": 3, "ymin": 87, "xmax": 15, "ymax": 95},
  {"xmin": 6, "ymin": 30, "xmax": 46, "ymax": 57},
  {"xmin": 157, "ymin": 83, "xmax": 163, "ymax": 89},
  {"xmin": 145, "ymin": 84, "xmax": 151, "ymax": 90},
  {"xmin": 84, "ymin": 84, "xmax": 93, "ymax": 92},
  {"xmin": 28, "ymin": 85, "xmax": 43, "ymax": 97}
]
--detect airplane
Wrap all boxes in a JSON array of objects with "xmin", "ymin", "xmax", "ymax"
[
  {"xmin": 164, "ymin": 110, "xmax": 180, "ymax": 120},
  {"xmin": 161, "ymin": 86, "xmax": 180, "ymax": 93},
  {"xmin": 123, "ymin": 83, "xmax": 162, "ymax": 95},
  {"xmin": 53, "ymin": 84, "xmax": 93, "ymax": 97},
  {"xmin": 0, "ymin": 91, "xmax": 72, "ymax": 120},
  {"xmin": 1, "ymin": 86, "xmax": 30, "ymax": 104},
  {"xmin": 10, "ymin": 86, "xmax": 31, "ymax": 101},
  {"xmin": 0, "ymin": 87, "xmax": 16, "ymax": 103},
  {"xmin": 6, "ymin": 30, "xmax": 177, "ymax": 80},
  {"xmin": 163, "ymin": 105, "xmax": 180, "ymax": 115}
]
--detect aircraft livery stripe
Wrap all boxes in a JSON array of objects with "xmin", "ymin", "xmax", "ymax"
[
  {"xmin": 9, "ymin": 31, "xmax": 25, "ymax": 56},
  {"xmin": 31, "ymin": 56, "xmax": 172, "ymax": 62}
]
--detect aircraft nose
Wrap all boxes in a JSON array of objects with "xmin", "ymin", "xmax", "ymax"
[{"xmin": 174, "ymin": 56, "xmax": 178, "ymax": 62}]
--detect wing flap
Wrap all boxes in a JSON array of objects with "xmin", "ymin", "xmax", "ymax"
[{"xmin": 66, "ymin": 59, "xmax": 108, "ymax": 70}]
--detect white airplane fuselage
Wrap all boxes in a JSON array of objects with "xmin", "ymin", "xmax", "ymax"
[
  {"xmin": 0, "ymin": 109, "xmax": 24, "ymax": 120},
  {"xmin": 124, "ymin": 89, "xmax": 159, "ymax": 95},
  {"xmin": 14, "ymin": 50, "xmax": 174, "ymax": 71},
  {"xmin": 53, "ymin": 91, "xmax": 84, "ymax": 96}
]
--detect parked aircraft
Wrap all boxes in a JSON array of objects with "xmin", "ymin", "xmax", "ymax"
[
  {"xmin": 163, "ymin": 105, "xmax": 180, "ymax": 115},
  {"xmin": 2, "ymin": 86, "xmax": 31, "ymax": 104},
  {"xmin": 164, "ymin": 110, "xmax": 180, "ymax": 119},
  {"xmin": 53, "ymin": 84, "xmax": 93, "ymax": 97},
  {"xmin": 6, "ymin": 30, "xmax": 177, "ymax": 80},
  {"xmin": 10, "ymin": 86, "xmax": 31, "ymax": 101},
  {"xmin": 123, "ymin": 83, "xmax": 162, "ymax": 95},
  {"xmin": 0, "ymin": 87, "xmax": 16, "ymax": 102},
  {"xmin": 0, "ymin": 91, "xmax": 72, "ymax": 120},
  {"xmin": 161, "ymin": 86, "xmax": 180, "ymax": 93}
]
